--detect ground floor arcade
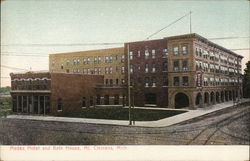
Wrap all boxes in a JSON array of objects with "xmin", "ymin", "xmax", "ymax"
[{"xmin": 168, "ymin": 87, "xmax": 243, "ymax": 109}]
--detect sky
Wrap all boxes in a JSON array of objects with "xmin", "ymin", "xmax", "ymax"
[{"xmin": 1, "ymin": 0, "xmax": 249, "ymax": 87}]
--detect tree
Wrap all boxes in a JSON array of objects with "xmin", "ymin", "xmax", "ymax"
[{"xmin": 243, "ymin": 61, "xmax": 250, "ymax": 98}]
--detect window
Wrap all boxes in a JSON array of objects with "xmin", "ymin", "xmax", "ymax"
[
  {"xmin": 104, "ymin": 95, "xmax": 109, "ymax": 105},
  {"xmin": 98, "ymin": 68, "xmax": 101, "ymax": 74},
  {"xmin": 145, "ymin": 63, "xmax": 149, "ymax": 73},
  {"xmin": 98, "ymin": 56, "xmax": 101, "ymax": 64},
  {"xmin": 129, "ymin": 51, "xmax": 133, "ymax": 60},
  {"xmin": 83, "ymin": 58, "xmax": 87, "ymax": 64},
  {"xmin": 87, "ymin": 69, "xmax": 91, "ymax": 74},
  {"xmin": 29, "ymin": 79, "xmax": 32, "ymax": 90},
  {"xmin": 145, "ymin": 50, "xmax": 149, "ymax": 59},
  {"xmin": 15, "ymin": 80, "xmax": 19, "ymax": 90},
  {"xmin": 115, "ymin": 55, "xmax": 118, "ymax": 60},
  {"xmin": 94, "ymin": 57, "xmax": 97, "ymax": 64},
  {"xmin": 122, "ymin": 79, "xmax": 125, "ymax": 84},
  {"xmin": 173, "ymin": 60, "xmax": 179, "ymax": 72},
  {"xmin": 66, "ymin": 69, "xmax": 69, "ymax": 73},
  {"xmin": 137, "ymin": 51, "xmax": 141, "ymax": 57},
  {"xmin": 163, "ymin": 48, "xmax": 168, "ymax": 57},
  {"xmin": 83, "ymin": 68, "xmax": 87, "ymax": 74},
  {"xmin": 73, "ymin": 59, "xmax": 77, "ymax": 65},
  {"xmin": 105, "ymin": 67, "xmax": 109, "ymax": 74},
  {"xmin": 138, "ymin": 65, "xmax": 141, "ymax": 70},
  {"xmin": 36, "ymin": 79, "xmax": 40, "ymax": 90},
  {"xmin": 87, "ymin": 57, "xmax": 90, "ymax": 64},
  {"xmin": 199, "ymin": 48, "xmax": 202, "ymax": 57},
  {"xmin": 82, "ymin": 97, "xmax": 86, "ymax": 107},
  {"xmin": 57, "ymin": 98, "xmax": 62, "ymax": 111},
  {"xmin": 121, "ymin": 55, "xmax": 125, "ymax": 63},
  {"xmin": 182, "ymin": 45, "xmax": 187, "ymax": 55},
  {"xmin": 162, "ymin": 62, "xmax": 167, "ymax": 72},
  {"xmin": 116, "ymin": 79, "xmax": 119, "ymax": 85},
  {"xmin": 182, "ymin": 60, "xmax": 188, "ymax": 71},
  {"xmin": 110, "ymin": 79, "xmax": 113, "ymax": 85},
  {"xmin": 94, "ymin": 68, "xmax": 98, "ymax": 74},
  {"xmin": 195, "ymin": 48, "xmax": 199, "ymax": 56},
  {"xmin": 22, "ymin": 80, "xmax": 26, "ymax": 89},
  {"xmin": 145, "ymin": 77, "xmax": 149, "ymax": 87},
  {"xmin": 163, "ymin": 77, "xmax": 168, "ymax": 86},
  {"xmin": 152, "ymin": 49, "xmax": 156, "ymax": 59},
  {"xmin": 121, "ymin": 66, "xmax": 125, "ymax": 74},
  {"xmin": 173, "ymin": 46, "xmax": 179, "ymax": 56},
  {"xmin": 96, "ymin": 95, "xmax": 100, "ymax": 105},
  {"xmin": 114, "ymin": 94, "xmax": 119, "ymax": 105},
  {"xmin": 130, "ymin": 65, "xmax": 133, "ymax": 73},
  {"xmin": 182, "ymin": 76, "xmax": 189, "ymax": 86},
  {"xmin": 44, "ymin": 79, "xmax": 48, "ymax": 89},
  {"xmin": 152, "ymin": 77, "xmax": 156, "ymax": 87},
  {"xmin": 61, "ymin": 64, "xmax": 64, "ymax": 69},
  {"xmin": 66, "ymin": 60, "xmax": 70, "ymax": 66},
  {"xmin": 109, "ymin": 67, "xmax": 113, "ymax": 74},
  {"xmin": 173, "ymin": 77, "xmax": 180, "ymax": 86},
  {"xmin": 109, "ymin": 56, "xmax": 113, "ymax": 63},
  {"xmin": 90, "ymin": 96, "xmax": 94, "ymax": 107},
  {"xmin": 105, "ymin": 56, "xmax": 109, "ymax": 63},
  {"xmin": 105, "ymin": 79, "xmax": 109, "ymax": 85},
  {"xmin": 77, "ymin": 58, "xmax": 80, "ymax": 65},
  {"xmin": 152, "ymin": 64, "xmax": 156, "ymax": 73}
]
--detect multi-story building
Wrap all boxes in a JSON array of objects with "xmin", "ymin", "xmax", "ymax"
[
  {"xmin": 124, "ymin": 39, "xmax": 169, "ymax": 107},
  {"xmin": 125, "ymin": 33, "xmax": 243, "ymax": 109},
  {"xmin": 49, "ymin": 47, "xmax": 125, "ymax": 86},
  {"xmin": 10, "ymin": 72, "xmax": 126, "ymax": 115},
  {"xmin": 10, "ymin": 33, "xmax": 243, "ymax": 115}
]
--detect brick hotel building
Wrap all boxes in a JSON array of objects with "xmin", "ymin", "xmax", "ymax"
[
  {"xmin": 10, "ymin": 33, "xmax": 243, "ymax": 115},
  {"xmin": 125, "ymin": 33, "xmax": 243, "ymax": 109}
]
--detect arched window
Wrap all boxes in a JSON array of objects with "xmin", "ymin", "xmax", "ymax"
[
  {"xmin": 44, "ymin": 79, "xmax": 48, "ymax": 89},
  {"xmin": 29, "ymin": 79, "xmax": 32, "ymax": 90}
]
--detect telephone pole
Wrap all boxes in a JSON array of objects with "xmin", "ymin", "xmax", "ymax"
[
  {"xmin": 127, "ymin": 44, "xmax": 132, "ymax": 125},
  {"xmin": 190, "ymin": 11, "xmax": 192, "ymax": 34}
]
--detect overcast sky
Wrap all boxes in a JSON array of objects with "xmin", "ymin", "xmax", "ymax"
[{"xmin": 1, "ymin": 0, "xmax": 249, "ymax": 87}]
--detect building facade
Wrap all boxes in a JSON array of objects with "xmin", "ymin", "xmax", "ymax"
[
  {"xmin": 10, "ymin": 72, "xmax": 126, "ymax": 115},
  {"xmin": 10, "ymin": 33, "xmax": 243, "ymax": 114},
  {"xmin": 124, "ymin": 39, "xmax": 169, "ymax": 107},
  {"xmin": 125, "ymin": 33, "xmax": 243, "ymax": 109},
  {"xmin": 49, "ymin": 47, "xmax": 125, "ymax": 86}
]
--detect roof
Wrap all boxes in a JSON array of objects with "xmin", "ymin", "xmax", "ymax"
[{"xmin": 164, "ymin": 33, "xmax": 243, "ymax": 58}]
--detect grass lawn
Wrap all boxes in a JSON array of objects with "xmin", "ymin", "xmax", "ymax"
[{"xmin": 60, "ymin": 108, "xmax": 187, "ymax": 121}]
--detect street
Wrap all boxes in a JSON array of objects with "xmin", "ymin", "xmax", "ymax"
[{"xmin": 0, "ymin": 103, "xmax": 249, "ymax": 145}]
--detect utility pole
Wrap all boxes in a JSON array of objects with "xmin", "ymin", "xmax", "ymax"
[
  {"xmin": 127, "ymin": 44, "xmax": 132, "ymax": 125},
  {"xmin": 190, "ymin": 11, "xmax": 192, "ymax": 34}
]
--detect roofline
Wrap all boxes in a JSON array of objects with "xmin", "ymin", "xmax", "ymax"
[
  {"xmin": 164, "ymin": 33, "xmax": 243, "ymax": 59},
  {"xmin": 49, "ymin": 46, "xmax": 124, "ymax": 56}
]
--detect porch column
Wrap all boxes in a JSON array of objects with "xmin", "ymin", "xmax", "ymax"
[
  {"xmin": 44, "ymin": 96, "xmax": 46, "ymax": 115},
  {"xmin": 21, "ymin": 96, "xmax": 24, "ymax": 113},
  {"xmin": 26, "ymin": 96, "xmax": 29, "ymax": 113},
  {"xmin": 38, "ymin": 96, "xmax": 40, "ymax": 114},
  {"xmin": 17, "ymin": 96, "xmax": 19, "ymax": 113},
  {"xmin": 31, "ymin": 95, "xmax": 34, "ymax": 113}
]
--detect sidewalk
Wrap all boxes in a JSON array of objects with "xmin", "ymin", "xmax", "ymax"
[{"xmin": 6, "ymin": 99, "xmax": 249, "ymax": 127}]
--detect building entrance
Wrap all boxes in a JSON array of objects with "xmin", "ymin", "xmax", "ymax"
[{"xmin": 175, "ymin": 93, "xmax": 189, "ymax": 108}]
